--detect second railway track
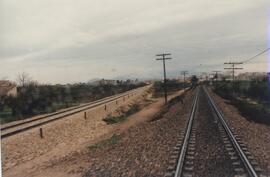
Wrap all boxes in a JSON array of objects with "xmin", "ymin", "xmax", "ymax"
[
  {"xmin": 1, "ymin": 85, "xmax": 150, "ymax": 139},
  {"xmin": 166, "ymin": 86, "xmax": 264, "ymax": 177}
]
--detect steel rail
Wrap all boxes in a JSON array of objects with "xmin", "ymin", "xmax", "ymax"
[
  {"xmin": 174, "ymin": 87, "xmax": 200, "ymax": 177},
  {"xmin": 1, "ymin": 86, "xmax": 149, "ymax": 139},
  {"xmin": 203, "ymin": 86, "xmax": 258, "ymax": 177}
]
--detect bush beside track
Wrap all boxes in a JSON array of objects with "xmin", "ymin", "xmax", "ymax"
[{"xmin": 210, "ymin": 80, "xmax": 270, "ymax": 125}]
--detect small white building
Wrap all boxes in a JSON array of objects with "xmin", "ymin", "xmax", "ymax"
[{"xmin": 0, "ymin": 80, "xmax": 17, "ymax": 97}]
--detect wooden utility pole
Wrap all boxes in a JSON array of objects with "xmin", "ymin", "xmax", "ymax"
[
  {"xmin": 224, "ymin": 62, "xmax": 243, "ymax": 95},
  {"xmin": 156, "ymin": 53, "xmax": 172, "ymax": 104},
  {"xmin": 181, "ymin": 71, "xmax": 188, "ymax": 88}
]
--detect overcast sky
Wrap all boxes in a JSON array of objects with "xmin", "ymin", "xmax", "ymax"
[{"xmin": 1, "ymin": 0, "xmax": 270, "ymax": 84}]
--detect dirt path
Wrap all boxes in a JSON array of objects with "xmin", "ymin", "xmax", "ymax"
[{"xmin": 4, "ymin": 89, "xmax": 186, "ymax": 177}]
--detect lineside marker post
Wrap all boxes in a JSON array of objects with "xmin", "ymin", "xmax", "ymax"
[
  {"xmin": 84, "ymin": 112, "xmax": 87, "ymax": 119},
  {"xmin": 39, "ymin": 128, "xmax": 43, "ymax": 139}
]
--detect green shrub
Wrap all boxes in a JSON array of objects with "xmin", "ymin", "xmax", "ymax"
[
  {"xmin": 125, "ymin": 104, "xmax": 140, "ymax": 116},
  {"xmin": 103, "ymin": 114, "xmax": 126, "ymax": 124},
  {"xmin": 89, "ymin": 134, "xmax": 121, "ymax": 150},
  {"xmin": 213, "ymin": 80, "xmax": 270, "ymax": 125},
  {"xmin": 234, "ymin": 100, "xmax": 270, "ymax": 125},
  {"xmin": 103, "ymin": 104, "xmax": 140, "ymax": 124}
]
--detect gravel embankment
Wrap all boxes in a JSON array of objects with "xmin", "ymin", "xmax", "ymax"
[
  {"xmin": 208, "ymin": 88, "xmax": 270, "ymax": 176},
  {"xmin": 80, "ymin": 89, "xmax": 196, "ymax": 177}
]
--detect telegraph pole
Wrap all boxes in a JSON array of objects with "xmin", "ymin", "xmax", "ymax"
[
  {"xmin": 209, "ymin": 73, "xmax": 214, "ymax": 85},
  {"xmin": 224, "ymin": 62, "xmax": 243, "ymax": 95},
  {"xmin": 181, "ymin": 71, "xmax": 188, "ymax": 88},
  {"xmin": 156, "ymin": 53, "xmax": 172, "ymax": 104}
]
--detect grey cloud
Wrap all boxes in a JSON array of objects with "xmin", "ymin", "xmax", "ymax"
[{"xmin": 1, "ymin": 0, "xmax": 269, "ymax": 83}]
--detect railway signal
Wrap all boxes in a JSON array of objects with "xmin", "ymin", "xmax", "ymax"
[
  {"xmin": 212, "ymin": 71, "xmax": 221, "ymax": 81},
  {"xmin": 212, "ymin": 71, "xmax": 221, "ymax": 86},
  {"xmin": 156, "ymin": 53, "xmax": 172, "ymax": 104}
]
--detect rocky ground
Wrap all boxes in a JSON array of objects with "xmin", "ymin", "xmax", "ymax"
[
  {"xmin": 3, "ymin": 88, "xmax": 190, "ymax": 177},
  {"xmin": 75, "ymin": 89, "xmax": 195, "ymax": 177},
  {"xmin": 208, "ymin": 88, "xmax": 270, "ymax": 176},
  {"xmin": 5, "ymin": 86, "xmax": 268, "ymax": 177}
]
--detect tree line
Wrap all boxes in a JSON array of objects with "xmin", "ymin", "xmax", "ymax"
[
  {"xmin": 212, "ymin": 78, "xmax": 269, "ymax": 102},
  {"xmin": 212, "ymin": 78, "xmax": 270, "ymax": 124},
  {"xmin": 0, "ymin": 75, "xmax": 146, "ymax": 123}
]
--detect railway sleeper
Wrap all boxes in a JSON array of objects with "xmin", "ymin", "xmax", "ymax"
[
  {"xmin": 183, "ymin": 165, "xmax": 194, "ymax": 171},
  {"xmin": 182, "ymin": 172, "xmax": 193, "ymax": 177}
]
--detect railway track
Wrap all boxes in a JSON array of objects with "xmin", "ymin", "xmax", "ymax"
[
  {"xmin": 166, "ymin": 86, "xmax": 264, "ymax": 177},
  {"xmin": 1, "ymin": 85, "xmax": 150, "ymax": 139}
]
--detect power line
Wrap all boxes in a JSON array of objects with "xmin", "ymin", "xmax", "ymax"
[
  {"xmin": 241, "ymin": 48, "xmax": 270, "ymax": 64},
  {"xmin": 183, "ymin": 47, "xmax": 270, "ymax": 70}
]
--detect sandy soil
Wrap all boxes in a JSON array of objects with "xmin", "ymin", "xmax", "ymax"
[
  {"xmin": 3, "ymin": 89, "xmax": 186, "ymax": 177},
  {"xmin": 208, "ymin": 88, "xmax": 270, "ymax": 176}
]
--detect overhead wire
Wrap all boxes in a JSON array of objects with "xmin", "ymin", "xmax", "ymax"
[{"xmin": 241, "ymin": 48, "xmax": 270, "ymax": 64}]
